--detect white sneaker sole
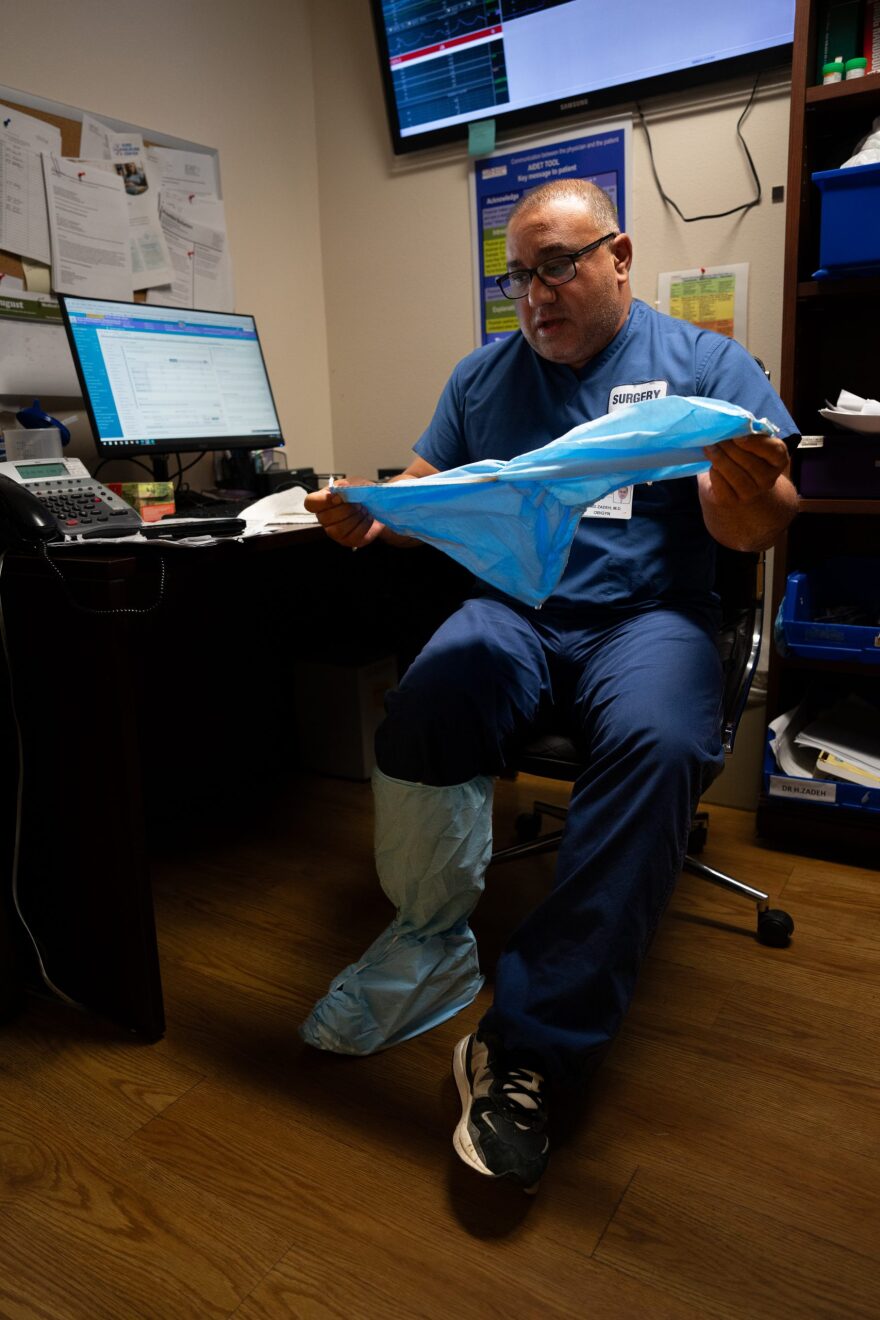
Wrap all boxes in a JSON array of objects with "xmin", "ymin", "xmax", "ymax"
[
  {"xmin": 452, "ymin": 1036, "xmax": 493, "ymax": 1177},
  {"xmin": 451, "ymin": 1036, "xmax": 540, "ymax": 1194}
]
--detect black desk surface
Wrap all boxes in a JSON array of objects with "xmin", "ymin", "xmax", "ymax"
[{"xmin": 0, "ymin": 529, "xmax": 472, "ymax": 1038}]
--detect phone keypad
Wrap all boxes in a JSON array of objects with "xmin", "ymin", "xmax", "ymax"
[{"xmin": 24, "ymin": 477, "xmax": 142, "ymax": 536}]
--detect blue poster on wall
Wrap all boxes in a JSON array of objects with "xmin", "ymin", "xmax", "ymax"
[{"xmin": 472, "ymin": 121, "xmax": 631, "ymax": 347}]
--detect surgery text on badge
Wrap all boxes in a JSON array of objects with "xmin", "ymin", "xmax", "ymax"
[{"xmin": 608, "ymin": 380, "xmax": 668, "ymax": 410}]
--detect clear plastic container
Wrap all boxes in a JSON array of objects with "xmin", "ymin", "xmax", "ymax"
[{"xmin": 4, "ymin": 427, "xmax": 63, "ymax": 460}]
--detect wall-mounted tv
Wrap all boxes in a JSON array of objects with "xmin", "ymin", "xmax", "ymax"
[{"xmin": 370, "ymin": 1, "xmax": 795, "ymax": 156}]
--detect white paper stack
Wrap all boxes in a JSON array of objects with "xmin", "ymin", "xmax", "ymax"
[
  {"xmin": 239, "ymin": 486, "xmax": 318, "ymax": 537},
  {"xmin": 795, "ymin": 695, "xmax": 880, "ymax": 788},
  {"xmin": 769, "ymin": 695, "xmax": 880, "ymax": 788}
]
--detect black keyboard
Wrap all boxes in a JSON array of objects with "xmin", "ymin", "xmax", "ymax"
[
  {"xmin": 172, "ymin": 497, "xmax": 250, "ymax": 519},
  {"xmin": 141, "ymin": 515, "xmax": 246, "ymax": 540}
]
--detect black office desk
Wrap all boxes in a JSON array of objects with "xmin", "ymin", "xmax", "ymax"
[{"xmin": 0, "ymin": 529, "xmax": 471, "ymax": 1038}]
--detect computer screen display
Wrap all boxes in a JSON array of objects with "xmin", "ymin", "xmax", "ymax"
[
  {"xmin": 371, "ymin": 0, "xmax": 795, "ymax": 155},
  {"xmin": 59, "ymin": 296, "xmax": 284, "ymax": 463}
]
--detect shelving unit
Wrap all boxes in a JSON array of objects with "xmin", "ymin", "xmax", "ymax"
[{"xmin": 756, "ymin": 0, "xmax": 880, "ymax": 858}]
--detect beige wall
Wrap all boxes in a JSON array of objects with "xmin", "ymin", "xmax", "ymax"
[
  {"xmin": 4, "ymin": 0, "xmax": 792, "ymax": 484},
  {"xmin": 5, "ymin": 1, "xmax": 791, "ymax": 805},
  {"xmin": 2, "ymin": 0, "xmax": 334, "ymax": 477},
  {"xmin": 310, "ymin": 1, "xmax": 792, "ymax": 482}
]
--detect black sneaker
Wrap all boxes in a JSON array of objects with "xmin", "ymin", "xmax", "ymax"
[{"xmin": 452, "ymin": 1033, "xmax": 549, "ymax": 1193}]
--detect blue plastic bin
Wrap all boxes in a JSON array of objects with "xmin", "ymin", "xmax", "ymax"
[
  {"xmin": 763, "ymin": 739, "xmax": 880, "ymax": 813},
  {"xmin": 779, "ymin": 558, "xmax": 880, "ymax": 663},
  {"xmin": 811, "ymin": 161, "xmax": 880, "ymax": 277}
]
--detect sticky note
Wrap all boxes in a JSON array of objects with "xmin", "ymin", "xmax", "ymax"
[
  {"xmin": 22, "ymin": 260, "xmax": 51, "ymax": 293},
  {"xmin": 468, "ymin": 119, "xmax": 496, "ymax": 157}
]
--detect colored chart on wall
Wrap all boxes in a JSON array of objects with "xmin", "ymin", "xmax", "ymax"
[
  {"xmin": 657, "ymin": 263, "xmax": 749, "ymax": 344},
  {"xmin": 471, "ymin": 121, "xmax": 631, "ymax": 347}
]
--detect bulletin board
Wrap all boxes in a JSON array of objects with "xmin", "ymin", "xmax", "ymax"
[
  {"xmin": 0, "ymin": 82, "xmax": 220, "ymax": 399},
  {"xmin": 0, "ymin": 96, "xmax": 79, "ymax": 289}
]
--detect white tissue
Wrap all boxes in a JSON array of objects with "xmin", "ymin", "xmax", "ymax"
[
  {"xmin": 841, "ymin": 119, "xmax": 880, "ymax": 168},
  {"xmin": 842, "ymin": 149, "xmax": 880, "ymax": 168},
  {"xmin": 835, "ymin": 390, "xmax": 880, "ymax": 414},
  {"xmin": 239, "ymin": 485, "xmax": 318, "ymax": 536}
]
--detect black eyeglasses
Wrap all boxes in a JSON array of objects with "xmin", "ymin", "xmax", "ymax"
[{"xmin": 495, "ymin": 232, "xmax": 618, "ymax": 300}]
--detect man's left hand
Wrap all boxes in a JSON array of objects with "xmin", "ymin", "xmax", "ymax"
[
  {"xmin": 698, "ymin": 432, "xmax": 798, "ymax": 552},
  {"xmin": 701, "ymin": 433, "xmax": 791, "ymax": 506}
]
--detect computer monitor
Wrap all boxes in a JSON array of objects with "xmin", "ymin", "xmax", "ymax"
[
  {"xmin": 370, "ymin": 1, "xmax": 795, "ymax": 156},
  {"xmin": 59, "ymin": 296, "xmax": 284, "ymax": 480}
]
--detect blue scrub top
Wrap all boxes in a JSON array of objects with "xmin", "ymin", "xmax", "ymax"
[{"xmin": 414, "ymin": 300, "xmax": 797, "ymax": 620}]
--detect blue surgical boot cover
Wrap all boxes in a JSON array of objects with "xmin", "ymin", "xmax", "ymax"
[{"xmin": 299, "ymin": 768, "xmax": 494, "ymax": 1054}]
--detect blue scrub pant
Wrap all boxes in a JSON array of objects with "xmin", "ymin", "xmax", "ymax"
[{"xmin": 374, "ymin": 597, "xmax": 725, "ymax": 1085}]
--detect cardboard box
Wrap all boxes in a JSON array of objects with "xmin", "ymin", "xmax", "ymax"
[
  {"xmin": 293, "ymin": 655, "xmax": 398, "ymax": 780},
  {"xmin": 108, "ymin": 481, "xmax": 175, "ymax": 523}
]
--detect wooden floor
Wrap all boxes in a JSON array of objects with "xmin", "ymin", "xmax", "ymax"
[{"xmin": 1, "ymin": 771, "xmax": 879, "ymax": 1319}]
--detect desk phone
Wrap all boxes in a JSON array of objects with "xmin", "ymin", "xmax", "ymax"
[{"xmin": 0, "ymin": 456, "xmax": 144, "ymax": 541}]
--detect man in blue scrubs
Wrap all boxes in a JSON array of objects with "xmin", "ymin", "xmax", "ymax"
[{"xmin": 302, "ymin": 180, "xmax": 798, "ymax": 1193}]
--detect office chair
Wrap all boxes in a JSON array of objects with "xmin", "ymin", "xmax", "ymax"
[{"xmin": 491, "ymin": 546, "xmax": 795, "ymax": 947}]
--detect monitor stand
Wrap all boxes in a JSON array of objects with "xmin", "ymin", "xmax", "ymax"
[
  {"xmin": 215, "ymin": 449, "xmax": 258, "ymax": 494},
  {"xmin": 151, "ymin": 456, "xmax": 171, "ymax": 482}
]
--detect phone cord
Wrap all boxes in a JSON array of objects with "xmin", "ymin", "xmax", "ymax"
[{"xmin": 38, "ymin": 543, "xmax": 166, "ymax": 615}]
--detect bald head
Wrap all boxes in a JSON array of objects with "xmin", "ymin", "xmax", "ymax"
[
  {"xmin": 504, "ymin": 185, "xmax": 632, "ymax": 370},
  {"xmin": 509, "ymin": 179, "xmax": 620, "ymax": 234}
]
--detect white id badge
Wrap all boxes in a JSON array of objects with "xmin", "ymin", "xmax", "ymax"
[
  {"xmin": 581, "ymin": 381, "xmax": 669, "ymax": 520},
  {"xmin": 607, "ymin": 380, "xmax": 668, "ymax": 411},
  {"xmin": 583, "ymin": 486, "xmax": 634, "ymax": 520}
]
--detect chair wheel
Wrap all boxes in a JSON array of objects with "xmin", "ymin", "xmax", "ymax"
[
  {"xmin": 757, "ymin": 908, "xmax": 794, "ymax": 947},
  {"xmin": 515, "ymin": 811, "xmax": 542, "ymax": 843}
]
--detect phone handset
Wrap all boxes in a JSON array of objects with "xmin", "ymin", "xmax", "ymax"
[
  {"xmin": 0, "ymin": 469, "xmax": 164, "ymax": 615},
  {"xmin": 0, "ymin": 473, "xmax": 60, "ymax": 549}
]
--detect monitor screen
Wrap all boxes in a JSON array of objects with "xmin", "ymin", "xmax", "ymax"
[
  {"xmin": 58, "ymin": 296, "xmax": 284, "ymax": 464},
  {"xmin": 371, "ymin": 0, "xmax": 795, "ymax": 155}
]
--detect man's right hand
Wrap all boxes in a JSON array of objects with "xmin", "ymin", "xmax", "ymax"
[
  {"xmin": 304, "ymin": 480, "xmax": 385, "ymax": 549},
  {"xmin": 304, "ymin": 457, "xmax": 439, "ymax": 549}
]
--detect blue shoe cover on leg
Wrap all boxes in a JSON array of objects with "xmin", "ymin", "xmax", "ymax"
[
  {"xmin": 298, "ymin": 919, "xmax": 482, "ymax": 1054},
  {"xmin": 299, "ymin": 769, "xmax": 494, "ymax": 1054}
]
